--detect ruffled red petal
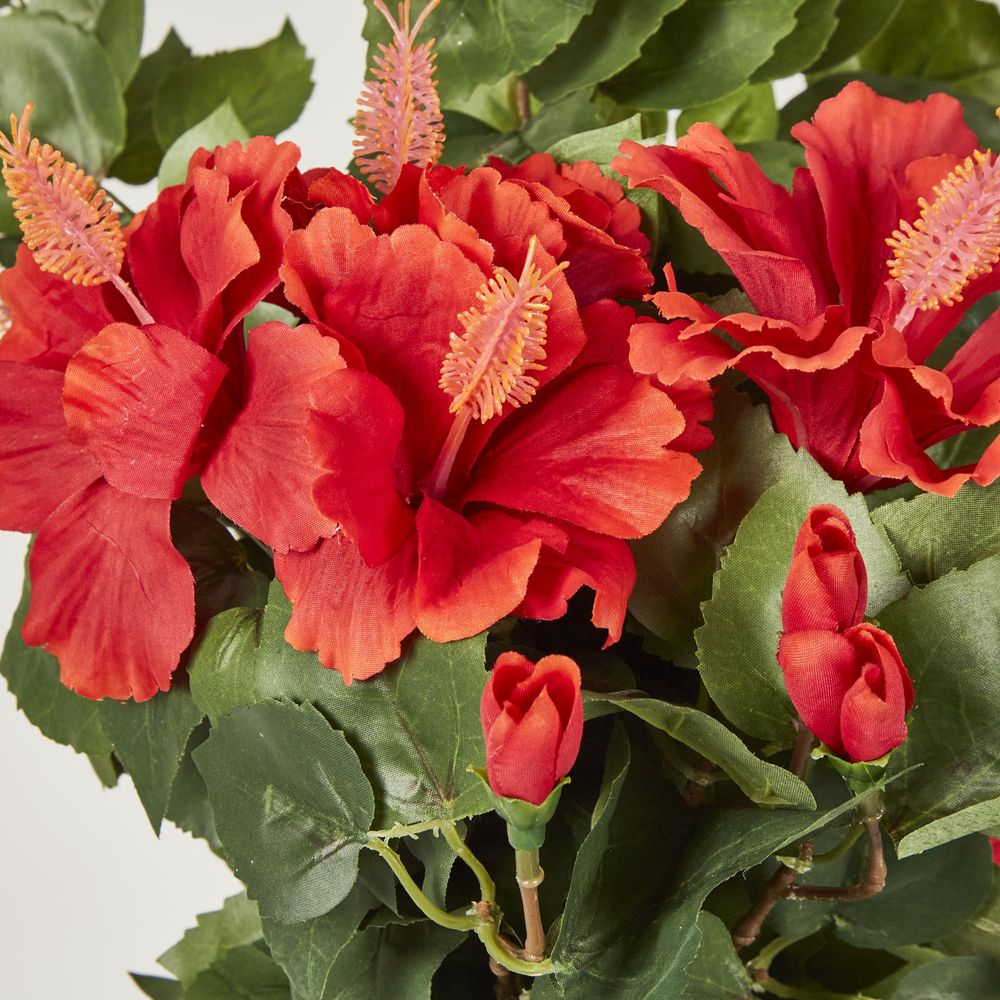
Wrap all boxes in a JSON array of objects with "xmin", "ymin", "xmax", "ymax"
[
  {"xmin": 201, "ymin": 322, "xmax": 345, "ymax": 552},
  {"xmin": 62, "ymin": 323, "xmax": 228, "ymax": 500},
  {"xmin": 22, "ymin": 481, "xmax": 194, "ymax": 700}
]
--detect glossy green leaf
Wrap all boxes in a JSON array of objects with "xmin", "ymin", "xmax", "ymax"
[
  {"xmin": 100, "ymin": 686, "xmax": 204, "ymax": 832},
  {"xmin": 194, "ymin": 700, "xmax": 375, "ymax": 922},
  {"xmin": 546, "ymin": 114, "xmax": 642, "ymax": 172},
  {"xmin": 130, "ymin": 975, "xmax": 182, "ymax": 1000},
  {"xmin": 696, "ymin": 449, "xmax": 908, "ymax": 741},
  {"xmin": 603, "ymin": 0, "xmax": 804, "ymax": 110},
  {"xmin": 524, "ymin": 0, "xmax": 683, "ymax": 104},
  {"xmin": 808, "ymin": 0, "xmax": 904, "ymax": 71},
  {"xmin": 185, "ymin": 944, "xmax": 291, "ymax": 1000},
  {"xmin": 157, "ymin": 100, "xmax": 250, "ymax": 190},
  {"xmin": 163, "ymin": 721, "xmax": 220, "ymax": 848},
  {"xmin": 362, "ymin": 0, "xmax": 598, "ymax": 101},
  {"xmin": 680, "ymin": 912, "xmax": 752, "ymax": 999},
  {"xmin": 189, "ymin": 582, "xmax": 493, "ymax": 829},
  {"xmin": 110, "ymin": 28, "xmax": 192, "ymax": 184},
  {"xmin": 95, "ymin": 0, "xmax": 144, "ymax": 88},
  {"xmin": 857, "ymin": 0, "xmax": 1000, "ymax": 103},
  {"xmin": 678, "ymin": 83, "xmax": 778, "ymax": 147},
  {"xmin": 873, "ymin": 481, "xmax": 1000, "ymax": 585},
  {"xmin": 0, "ymin": 11, "xmax": 125, "ymax": 171},
  {"xmin": 159, "ymin": 893, "xmax": 263, "ymax": 988},
  {"xmin": 750, "ymin": 0, "xmax": 841, "ymax": 80},
  {"xmin": 894, "ymin": 956, "xmax": 1000, "ymax": 999},
  {"xmin": 1, "ymin": 561, "xmax": 111, "ymax": 756},
  {"xmin": 739, "ymin": 139, "xmax": 806, "ymax": 188},
  {"xmin": 152, "ymin": 20, "xmax": 314, "ymax": 151},
  {"xmin": 585, "ymin": 691, "xmax": 815, "ymax": 808},
  {"xmin": 942, "ymin": 871, "xmax": 1000, "ymax": 961},
  {"xmin": 880, "ymin": 556, "xmax": 1000, "ymax": 852}
]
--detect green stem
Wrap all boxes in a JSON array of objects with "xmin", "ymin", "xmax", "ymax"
[
  {"xmin": 748, "ymin": 935, "xmax": 802, "ymax": 976},
  {"xmin": 364, "ymin": 839, "xmax": 478, "ymax": 932},
  {"xmin": 761, "ymin": 977, "xmax": 877, "ymax": 1000},
  {"xmin": 477, "ymin": 919, "xmax": 554, "ymax": 977},
  {"xmin": 809, "ymin": 823, "xmax": 864, "ymax": 866},
  {"xmin": 441, "ymin": 822, "xmax": 496, "ymax": 902}
]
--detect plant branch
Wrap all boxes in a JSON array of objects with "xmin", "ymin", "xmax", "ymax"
[
  {"xmin": 441, "ymin": 821, "xmax": 496, "ymax": 902},
  {"xmin": 731, "ymin": 841, "xmax": 813, "ymax": 949},
  {"xmin": 515, "ymin": 80, "xmax": 531, "ymax": 125},
  {"xmin": 787, "ymin": 817, "xmax": 886, "ymax": 902},
  {"xmin": 515, "ymin": 848, "xmax": 547, "ymax": 963},
  {"xmin": 789, "ymin": 719, "xmax": 814, "ymax": 779}
]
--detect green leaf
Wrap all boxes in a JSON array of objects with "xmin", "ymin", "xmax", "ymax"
[
  {"xmin": 629, "ymin": 389, "xmax": 796, "ymax": 668},
  {"xmin": 942, "ymin": 871, "xmax": 1000, "ymax": 961},
  {"xmin": 738, "ymin": 140, "xmax": 805, "ymax": 188},
  {"xmin": 194, "ymin": 700, "xmax": 375, "ymax": 922},
  {"xmin": 164, "ymin": 721, "xmax": 220, "ymax": 848},
  {"xmin": 894, "ymin": 956, "xmax": 1000, "ymax": 999},
  {"xmin": 696, "ymin": 449, "xmax": 908, "ymax": 741},
  {"xmin": 152, "ymin": 20, "xmax": 314, "ymax": 152},
  {"xmin": 879, "ymin": 556, "xmax": 1000, "ymax": 851},
  {"xmin": 185, "ymin": 944, "xmax": 291, "ymax": 1000},
  {"xmin": 95, "ymin": 0, "xmax": 143, "ymax": 88},
  {"xmin": 680, "ymin": 912, "xmax": 752, "ymax": 999},
  {"xmin": 750, "ymin": 0, "xmax": 841, "ymax": 80},
  {"xmin": 0, "ymin": 10, "xmax": 125, "ymax": 171},
  {"xmin": 546, "ymin": 114, "xmax": 642, "ymax": 172},
  {"xmin": 602, "ymin": 0, "xmax": 804, "ymax": 110},
  {"xmin": 857, "ymin": 0, "xmax": 1000, "ymax": 104},
  {"xmin": 189, "ymin": 582, "xmax": 493, "ymax": 829},
  {"xmin": 585, "ymin": 691, "xmax": 815, "ymax": 808},
  {"xmin": 524, "ymin": 0, "xmax": 683, "ymax": 104},
  {"xmin": 130, "ymin": 974, "xmax": 182, "ymax": 1000},
  {"xmin": 808, "ymin": 0, "xmax": 904, "ymax": 72},
  {"xmin": 109, "ymin": 28, "xmax": 192, "ymax": 184},
  {"xmin": 678, "ymin": 83, "xmax": 778, "ymax": 146},
  {"xmin": 157, "ymin": 100, "xmax": 251, "ymax": 190},
  {"xmin": 362, "ymin": 0, "xmax": 598, "ymax": 102},
  {"xmin": 100, "ymin": 686, "xmax": 205, "ymax": 832},
  {"xmin": 1, "ymin": 558, "xmax": 111, "ymax": 755},
  {"xmin": 159, "ymin": 893, "xmax": 263, "ymax": 988},
  {"xmin": 438, "ymin": 110, "xmax": 504, "ymax": 168},
  {"xmin": 25, "ymin": 0, "xmax": 105, "ymax": 29},
  {"xmin": 407, "ymin": 828, "xmax": 459, "ymax": 909},
  {"xmin": 872, "ymin": 481, "xmax": 1000, "ymax": 585}
]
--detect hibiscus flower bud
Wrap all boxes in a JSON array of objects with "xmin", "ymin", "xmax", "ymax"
[
  {"xmin": 782, "ymin": 504, "xmax": 867, "ymax": 634},
  {"xmin": 777, "ymin": 623, "xmax": 915, "ymax": 763},
  {"xmin": 480, "ymin": 652, "xmax": 583, "ymax": 807}
]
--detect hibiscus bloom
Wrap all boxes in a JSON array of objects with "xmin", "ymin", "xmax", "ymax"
[
  {"xmin": 0, "ymin": 132, "xmax": 335, "ymax": 700},
  {"xmin": 270, "ymin": 159, "xmax": 707, "ymax": 682},
  {"xmin": 614, "ymin": 81, "xmax": 1000, "ymax": 494}
]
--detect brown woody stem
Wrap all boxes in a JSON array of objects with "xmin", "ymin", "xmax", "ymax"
[
  {"xmin": 515, "ymin": 848, "xmax": 547, "ymax": 962},
  {"xmin": 515, "ymin": 80, "xmax": 531, "ymax": 125},
  {"xmin": 787, "ymin": 816, "xmax": 886, "ymax": 903},
  {"xmin": 731, "ymin": 841, "xmax": 813, "ymax": 949},
  {"xmin": 789, "ymin": 719, "xmax": 815, "ymax": 779}
]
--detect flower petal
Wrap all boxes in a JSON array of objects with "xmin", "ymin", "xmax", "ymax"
[
  {"xmin": 485, "ymin": 688, "xmax": 561, "ymax": 804},
  {"xmin": 22, "ymin": 481, "xmax": 194, "ymax": 700},
  {"xmin": 63, "ymin": 323, "xmax": 228, "ymax": 500},
  {"xmin": 201, "ymin": 322, "xmax": 345, "ymax": 552}
]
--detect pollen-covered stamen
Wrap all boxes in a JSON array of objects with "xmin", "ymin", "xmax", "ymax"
[
  {"xmin": 886, "ymin": 146, "xmax": 1000, "ymax": 328},
  {"xmin": 440, "ymin": 236, "xmax": 567, "ymax": 423},
  {"xmin": 353, "ymin": 0, "xmax": 445, "ymax": 193},
  {"xmin": 0, "ymin": 104, "xmax": 152, "ymax": 325}
]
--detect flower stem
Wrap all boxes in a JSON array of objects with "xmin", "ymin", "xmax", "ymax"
[
  {"xmin": 789, "ymin": 720, "xmax": 814, "ymax": 779},
  {"xmin": 731, "ymin": 841, "xmax": 813, "ymax": 949},
  {"xmin": 787, "ymin": 816, "xmax": 886, "ymax": 903},
  {"xmin": 441, "ymin": 822, "xmax": 496, "ymax": 902},
  {"xmin": 515, "ymin": 80, "xmax": 531, "ymax": 125},
  {"xmin": 515, "ymin": 848, "xmax": 547, "ymax": 962}
]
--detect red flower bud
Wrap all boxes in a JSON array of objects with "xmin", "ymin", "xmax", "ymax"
[
  {"xmin": 480, "ymin": 652, "xmax": 583, "ymax": 805},
  {"xmin": 991, "ymin": 838, "xmax": 1000, "ymax": 867},
  {"xmin": 778, "ymin": 623, "xmax": 914, "ymax": 762},
  {"xmin": 782, "ymin": 504, "xmax": 867, "ymax": 634}
]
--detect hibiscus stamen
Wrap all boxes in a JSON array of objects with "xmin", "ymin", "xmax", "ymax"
[
  {"xmin": 353, "ymin": 0, "xmax": 445, "ymax": 193},
  {"xmin": 426, "ymin": 236, "xmax": 567, "ymax": 498},
  {"xmin": 0, "ymin": 104, "xmax": 152, "ymax": 325},
  {"xmin": 886, "ymin": 143, "xmax": 1000, "ymax": 329}
]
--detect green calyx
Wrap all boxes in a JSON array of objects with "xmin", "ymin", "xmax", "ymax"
[
  {"xmin": 812, "ymin": 745, "xmax": 890, "ymax": 808},
  {"xmin": 469, "ymin": 768, "xmax": 570, "ymax": 850}
]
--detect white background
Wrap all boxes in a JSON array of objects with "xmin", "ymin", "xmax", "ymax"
[{"xmin": 0, "ymin": 3, "xmax": 364, "ymax": 997}]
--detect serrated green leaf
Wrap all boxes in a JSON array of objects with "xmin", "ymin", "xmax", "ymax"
[
  {"xmin": 678, "ymin": 83, "xmax": 778, "ymax": 144},
  {"xmin": 603, "ymin": 0, "xmax": 804, "ymax": 110},
  {"xmin": 185, "ymin": 943, "xmax": 291, "ymax": 1000},
  {"xmin": 680, "ymin": 912, "xmax": 752, "ymax": 999},
  {"xmin": 0, "ymin": 10, "xmax": 125, "ymax": 171},
  {"xmin": 873, "ymin": 481, "xmax": 1000, "ymax": 586},
  {"xmin": 524, "ymin": 0, "xmax": 683, "ymax": 104},
  {"xmin": 893, "ymin": 956, "xmax": 1000, "ymax": 999},
  {"xmin": 809, "ymin": 0, "xmax": 904, "ymax": 72},
  {"xmin": 110, "ymin": 28, "xmax": 192, "ymax": 184},
  {"xmin": 750, "ymin": 0, "xmax": 841, "ymax": 80},
  {"xmin": 546, "ymin": 114, "xmax": 643, "ymax": 172},
  {"xmin": 100, "ymin": 685, "xmax": 205, "ymax": 832},
  {"xmin": 189, "ymin": 582, "xmax": 493, "ymax": 829},
  {"xmin": 585, "ymin": 691, "xmax": 815, "ymax": 808},
  {"xmin": 857, "ymin": 0, "xmax": 1000, "ymax": 104},
  {"xmin": 1, "ymin": 558, "xmax": 111, "ymax": 755},
  {"xmin": 164, "ymin": 721, "xmax": 220, "ymax": 848},
  {"xmin": 696, "ymin": 450, "xmax": 908, "ymax": 741},
  {"xmin": 152, "ymin": 20, "xmax": 313, "ymax": 151},
  {"xmin": 95, "ymin": 0, "xmax": 143, "ymax": 88},
  {"xmin": 157, "ymin": 99, "xmax": 251, "ymax": 190},
  {"xmin": 879, "ymin": 556, "xmax": 1000, "ymax": 849},
  {"xmin": 194, "ymin": 700, "xmax": 375, "ymax": 922},
  {"xmin": 362, "ymin": 0, "xmax": 598, "ymax": 102},
  {"xmin": 159, "ymin": 893, "xmax": 263, "ymax": 988}
]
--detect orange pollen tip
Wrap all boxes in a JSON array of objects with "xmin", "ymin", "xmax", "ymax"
[
  {"xmin": 885, "ymin": 147, "xmax": 1000, "ymax": 314},
  {"xmin": 439, "ymin": 235, "xmax": 568, "ymax": 423},
  {"xmin": 0, "ymin": 102, "xmax": 125, "ymax": 287},
  {"xmin": 353, "ymin": 0, "xmax": 445, "ymax": 193}
]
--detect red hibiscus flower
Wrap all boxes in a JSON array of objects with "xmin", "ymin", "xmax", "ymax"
[
  {"xmin": 0, "ymin": 135, "xmax": 336, "ymax": 700},
  {"xmin": 615, "ymin": 81, "xmax": 1000, "ymax": 495},
  {"xmin": 270, "ymin": 161, "xmax": 707, "ymax": 682}
]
